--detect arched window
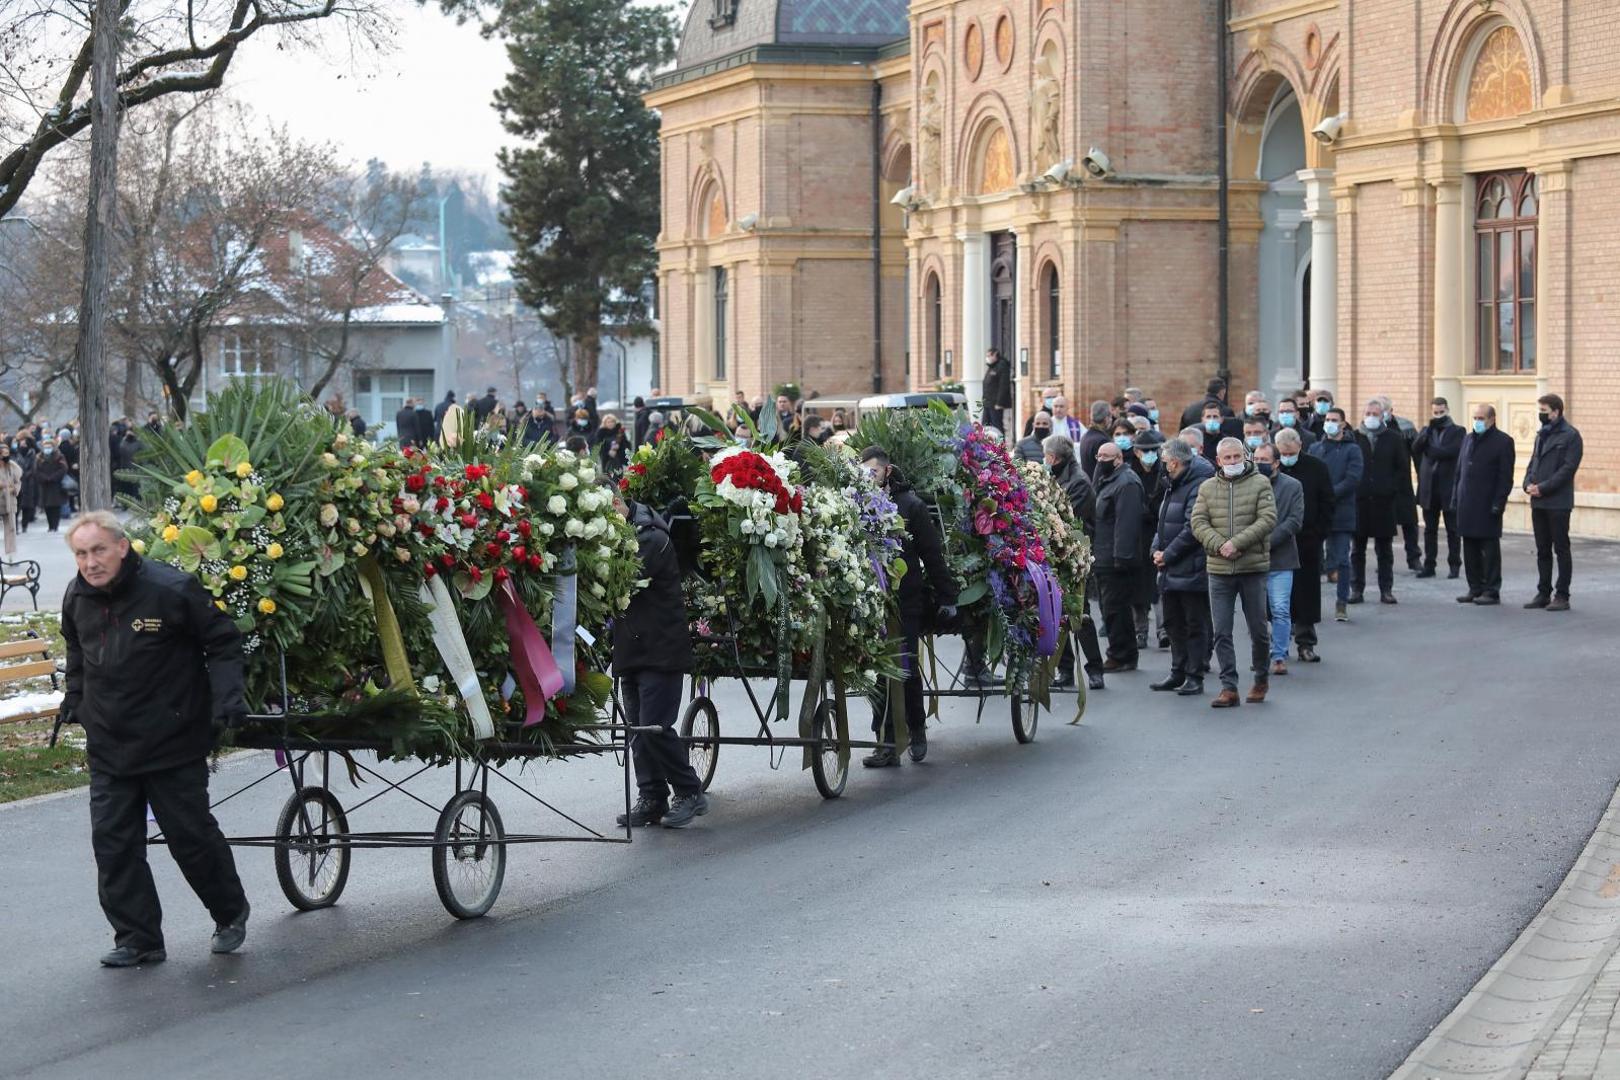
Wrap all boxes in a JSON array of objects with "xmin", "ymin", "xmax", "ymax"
[
  {"xmin": 1463, "ymin": 24, "xmax": 1533, "ymax": 122},
  {"xmin": 1475, "ymin": 172, "xmax": 1537, "ymax": 373},
  {"xmin": 1040, "ymin": 263, "xmax": 1060, "ymax": 379},
  {"xmin": 925, "ymin": 272, "xmax": 943, "ymax": 381}
]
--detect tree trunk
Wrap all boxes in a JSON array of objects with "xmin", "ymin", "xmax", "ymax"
[{"xmin": 72, "ymin": 0, "xmax": 120, "ymax": 512}]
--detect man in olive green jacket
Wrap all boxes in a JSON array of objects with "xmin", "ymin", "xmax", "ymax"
[{"xmin": 1191, "ymin": 437, "xmax": 1278, "ymax": 707}]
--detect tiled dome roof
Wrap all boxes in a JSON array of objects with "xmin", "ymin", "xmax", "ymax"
[{"xmin": 676, "ymin": 0, "xmax": 908, "ymax": 69}]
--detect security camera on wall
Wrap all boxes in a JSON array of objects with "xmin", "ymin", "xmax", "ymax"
[
  {"xmin": 1081, "ymin": 147, "xmax": 1113, "ymax": 179},
  {"xmin": 737, "ymin": 213, "xmax": 759, "ymax": 231},
  {"xmin": 1311, "ymin": 114, "xmax": 1347, "ymax": 145},
  {"xmin": 890, "ymin": 184, "xmax": 923, "ymax": 210},
  {"xmin": 1041, "ymin": 159, "xmax": 1073, "ymax": 185}
]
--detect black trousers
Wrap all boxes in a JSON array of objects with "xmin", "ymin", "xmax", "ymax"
[
  {"xmin": 872, "ymin": 628, "xmax": 924, "ymax": 745},
  {"xmin": 1423, "ymin": 503, "xmax": 1461, "ymax": 571},
  {"xmin": 1401, "ymin": 519, "xmax": 1422, "ymax": 566},
  {"xmin": 624, "ymin": 670, "xmax": 702, "ymax": 800},
  {"xmin": 1096, "ymin": 569, "xmax": 1139, "ymax": 665},
  {"xmin": 89, "ymin": 760, "xmax": 246, "ymax": 952},
  {"xmin": 982, "ymin": 406, "xmax": 1005, "ymax": 433},
  {"xmin": 1291, "ymin": 535, "xmax": 1323, "ymax": 647},
  {"xmin": 1057, "ymin": 585, "xmax": 1105, "ymax": 678},
  {"xmin": 1351, "ymin": 534, "xmax": 1394, "ymax": 592},
  {"xmin": 1462, "ymin": 536, "xmax": 1502, "ymax": 598},
  {"xmin": 1532, "ymin": 508, "xmax": 1573, "ymax": 598},
  {"xmin": 44, "ymin": 505, "xmax": 61, "ymax": 531},
  {"xmin": 1161, "ymin": 589, "xmax": 1212, "ymax": 679}
]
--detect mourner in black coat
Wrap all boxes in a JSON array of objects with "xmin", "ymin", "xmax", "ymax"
[
  {"xmin": 1451, "ymin": 409, "xmax": 1517, "ymax": 603},
  {"xmin": 1411, "ymin": 404, "xmax": 1465, "ymax": 578},
  {"xmin": 1092, "ymin": 443, "xmax": 1144, "ymax": 669},
  {"xmin": 1351, "ymin": 404, "xmax": 1410, "ymax": 602},
  {"xmin": 1047, "ymin": 435, "xmax": 1105, "ymax": 689},
  {"xmin": 1277, "ymin": 429, "xmax": 1334, "ymax": 659}
]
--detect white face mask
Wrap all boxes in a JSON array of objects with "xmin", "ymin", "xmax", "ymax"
[
  {"xmin": 1221, "ymin": 462, "xmax": 1245, "ymax": 478},
  {"xmin": 1364, "ymin": 415, "xmax": 1384, "ymax": 430}
]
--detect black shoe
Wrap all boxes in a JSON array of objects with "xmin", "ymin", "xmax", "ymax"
[
  {"xmin": 1473, "ymin": 594, "xmax": 1501, "ymax": 606},
  {"xmin": 211, "ymin": 901, "xmax": 249, "ymax": 955},
  {"xmin": 1086, "ymin": 670, "xmax": 1105, "ymax": 691},
  {"xmin": 1524, "ymin": 594, "xmax": 1551, "ymax": 609},
  {"xmin": 1297, "ymin": 645, "xmax": 1320, "ymax": 663},
  {"xmin": 1347, "ymin": 590, "xmax": 1364, "ymax": 605},
  {"xmin": 1456, "ymin": 593, "xmax": 1477, "ymax": 603},
  {"xmin": 961, "ymin": 670, "xmax": 1003, "ymax": 690},
  {"xmin": 1157, "ymin": 633, "xmax": 1170, "ymax": 649},
  {"xmin": 1101, "ymin": 658, "xmax": 1137, "ymax": 673},
  {"xmin": 1407, "ymin": 559, "xmax": 1423, "ymax": 573},
  {"xmin": 661, "ymin": 792, "xmax": 709, "ymax": 828},
  {"xmin": 1176, "ymin": 677, "xmax": 1204, "ymax": 697},
  {"xmin": 862, "ymin": 748, "xmax": 901, "ymax": 768},
  {"xmin": 1150, "ymin": 674, "xmax": 1186, "ymax": 692},
  {"xmin": 908, "ymin": 725, "xmax": 927, "ymax": 763},
  {"xmin": 1379, "ymin": 590, "xmax": 1398, "ymax": 605},
  {"xmin": 1415, "ymin": 568, "xmax": 1436, "ymax": 579},
  {"xmin": 1050, "ymin": 667, "xmax": 1076, "ymax": 689},
  {"xmin": 616, "ymin": 795, "xmax": 668, "ymax": 827},
  {"xmin": 1548, "ymin": 597, "xmax": 1571, "ymax": 612},
  {"xmin": 1447, "ymin": 567, "xmax": 1461, "ymax": 580},
  {"xmin": 1135, "ymin": 630, "xmax": 1149, "ymax": 650},
  {"xmin": 101, "ymin": 946, "xmax": 166, "ymax": 968}
]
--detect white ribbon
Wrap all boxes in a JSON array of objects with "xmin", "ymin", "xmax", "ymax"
[{"xmin": 420, "ymin": 576, "xmax": 496, "ymax": 740}]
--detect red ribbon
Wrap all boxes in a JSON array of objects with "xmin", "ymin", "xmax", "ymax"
[{"xmin": 497, "ymin": 579, "xmax": 565, "ymax": 728}]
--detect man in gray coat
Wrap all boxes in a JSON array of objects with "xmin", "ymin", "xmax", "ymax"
[{"xmin": 1254, "ymin": 441, "xmax": 1304, "ymax": 677}]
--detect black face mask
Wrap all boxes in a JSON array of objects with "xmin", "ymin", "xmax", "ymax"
[
  {"xmin": 1431, "ymin": 416, "xmax": 1446, "ymax": 426},
  {"xmin": 1539, "ymin": 412, "xmax": 1553, "ymax": 426},
  {"xmin": 1095, "ymin": 460, "xmax": 1117, "ymax": 478}
]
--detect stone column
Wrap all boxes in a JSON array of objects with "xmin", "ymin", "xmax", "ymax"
[
  {"xmin": 1299, "ymin": 168, "xmax": 1338, "ymax": 397},
  {"xmin": 1431, "ymin": 178, "xmax": 1466, "ymax": 410},
  {"xmin": 1013, "ymin": 227, "xmax": 1032, "ymax": 436},
  {"xmin": 960, "ymin": 231, "xmax": 988, "ymax": 415}
]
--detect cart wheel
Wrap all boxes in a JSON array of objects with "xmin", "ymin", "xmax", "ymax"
[
  {"xmin": 1012, "ymin": 694, "xmax": 1039, "ymax": 744},
  {"xmin": 432, "ymin": 791, "xmax": 506, "ymax": 920},
  {"xmin": 810, "ymin": 700, "xmax": 847, "ymax": 800},
  {"xmin": 274, "ymin": 786, "xmax": 351, "ymax": 912},
  {"xmin": 680, "ymin": 697, "xmax": 720, "ymax": 792}
]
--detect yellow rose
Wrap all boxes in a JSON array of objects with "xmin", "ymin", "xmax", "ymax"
[
  {"xmin": 185, "ymin": 470, "xmax": 203, "ymax": 487},
  {"xmin": 199, "ymin": 494, "xmax": 218, "ymax": 513},
  {"xmin": 235, "ymin": 462, "xmax": 253, "ymax": 479},
  {"xmin": 161, "ymin": 525, "xmax": 180, "ymax": 543},
  {"xmin": 229, "ymin": 565, "xmax": 248, "ymax": 581},
  {"xmin": 266, "ymin": 542, "xmax": 284, "ymax": 560},
  {"xmin": 131, "ymin": 538, "xmax": 147, "ymax": 555},
  {"xmin": 257, "ymin": 598, "xmax": 277, "ymax": 615},
  {"xmin": 266, "ymin": 493, "xmax": 284, "ymax": 512}
]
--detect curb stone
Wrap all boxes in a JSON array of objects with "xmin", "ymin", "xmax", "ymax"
[{"xmin": 1390, "ymin": 779, "xmax": 1620, "ymax": 1080}]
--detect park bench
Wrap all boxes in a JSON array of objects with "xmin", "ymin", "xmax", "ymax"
[
  {"xmin": 0, "ymin": 636, "xmax": 62, "ymax": 739},
  {"xmin": 0, "ymin": 559, "xmax": 41, "ymax": 610}
]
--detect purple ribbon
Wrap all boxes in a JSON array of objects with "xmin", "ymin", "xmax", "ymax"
[
  {"xmin": 869, "ymin": 555, "xmax": 889, "ymax": 593},
  {"xmin": 498, "ymin": 578, "xmax": 566, "ymax": 728},
  {"xmin": 1027, "ymin": 562, "xmax": 1063, "ymax": 657}
]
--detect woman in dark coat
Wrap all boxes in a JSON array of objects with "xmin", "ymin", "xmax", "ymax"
[
  {"xmin": 16, "ymin": 449, "xmax": 38, "ymax": 532},
  {"xmin": 1451, "ymin": 412, "xmax": 1516, "ymax": 603},
  {"xmin": 32, "ymin": 443, "xmax": 68, "ymax": 532}
]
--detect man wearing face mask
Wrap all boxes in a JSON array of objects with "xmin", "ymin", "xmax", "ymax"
[
  {"xmin": 1150, "ymin": 437, "xmax": 1214, "ymax": 695},
  {"xmin": 1015, "ymin": 412, "xmax": 1053, "ymax": 463},
  {"xmin": 1307, "ymin": 408, "xmax": 1363, "ymax": 622},
  {"xmin": 858, "ymin": 447, "xmax": 958, "ymax": 765},
  {"xmin": 1273, "ymin": 399, "xmax": 1317, "ymax": 450},
  {"xmin": 1307, "ymin": 390, "xmax": 1334, "ymax": 437},
  {"xmin": 1197, "ymin": 402, "xmax": 1229, "ymax": 462},
  {"xmin": 1378, "ymin": 395, "xmax": 1422, "ymax": 572},
  {"xmin": 1190, "ymin": 437, "xmax": 1276, "ymax": 706},
  {"xmin": 1276, "ymin": 428, "xmax": 1333, "ymax": 661},
  {"xmin": 1411, "ymin": 397, "xmax": 1464, "ymax": 580},
  {"xmin": 1350, "ymin": 399, "xmax": 1409, "ymax": 605},
  {"xmin": 1078, "ymin": 401, "xmax": 1112, "ymax": 479},
  {"xmin": 1252, "ymin": 441, "xmax": 1303, "ymax": 676},
  {"xmin": 1130, "ymin": 430, "xmax": 1167, "ymax": 651},
  {"xmin": 1452, "ymin": 404, "xmax": 1516, "ymax": 605},
  {"xmin": 33, "ymin": 439, "xmax": 69, "ymax": 533},
  {"xmin": 1045, "ymin": 432, "xmax": 1106, "ymax": 691},
  {"xmin": 1522, "ymin": 394, "xmax": 1583, "ymax": 611},
  {"xmin": 1091, "ymin": 441, "xmax": 1144, "ymax": 672}
]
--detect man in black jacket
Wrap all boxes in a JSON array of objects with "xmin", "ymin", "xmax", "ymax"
[
  {"xmin": 432, "ymin": 391, "xmax": 457, "ymax": 432},
  {"xmin": 473, "ymin": 387, "xmax": 499, "ymax": 425},
  {"xmin": 62, "ymin": 512, "xmax": 250, "ymax": 967},
  {"xmin": 394, "ymin": 398, "xmax": 420, "ymax": 448},
  {"xmin": 1276, "ymin": 428, "xmax": 1334, "ymax": 662},
  {"xmin": 1351, "ymin": 399, "xmax": 1409, "ymax": 605},
  {"xmin": 1411, "ymin": 397, "xmax": 1464, "ymax": 580},
  {"xmin": 1092, "ymin": 441, "xmax": 1144, "ymax": 671},
  {"xmin": 981, "ymin": 349, "xmax": 1012, "ymax": 432},
  {"xmin": 1045, "ymin": 432, "xmax": 1105, "ymax": 691},
  {"xmin": 1453, "ymin": 405, "xmax": 1517, "ymax": 605},
  {"xmin": 613, "ymin": 497, "xmax": 706, "ymax": 828},
  {"xmin": 859, "ymin": 447, "xmax": 958, "ymax": 766},
  {"xmin": 1523, "ymin": 393, "xmax": 1584, "ymax": 611}
]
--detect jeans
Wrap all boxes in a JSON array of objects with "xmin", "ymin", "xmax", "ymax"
[
  {"xmin": 624, "ymin": 670, "xmax": 702, "ymax": 800},
  {"xmin": 1423, "ymin": 504, "xmax": 1461, "ymax": 571},
  {"xmin": 1326, "ymin": 532, "xmax": 1353, "ymax": 603},
  {"xmin": 1266, "ymin": 569, "xmax": 1294, "ymax": 662},
  {"xmin": 90, "ymin": 760, "xmax": 247, "ymax": 952},
  {"xmin": 1161, "ymin": 589, "xmax": 1212, "ymax": 679},
  {"xmin": 1208, "ymin": 572, "xmax": 1269, "ymax": 690},
  {"xmin": 1462, "ymin": 536, "xmax": 1502, "ymax": 598},
  {"xmin": 1532, "ymin": 508, "xmax": 1573, "ymax": 598}
]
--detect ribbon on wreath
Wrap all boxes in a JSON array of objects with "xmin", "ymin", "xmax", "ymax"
[
  {"xmin": 356, "ymin": 555, "xmax": 416, "ymax": 694},
  {"xmin": 497, "ymin": 578, "xmax": 565, "ymax": 728},
  {"xmin": 549, "ymin": 546, "xmax": 579, "ymax": 697},
  {"xmin": 1027, "ymin": 562, "xmax": 1064, "ymax": 658},
  {"xmin": 419, "ymin": 575, "xmax": 496, "ymax": 740}
]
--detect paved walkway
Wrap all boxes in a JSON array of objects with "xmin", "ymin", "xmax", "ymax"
[{"xmin": 0, "ymin": 508, "xmax": 119, "ymax": 614}]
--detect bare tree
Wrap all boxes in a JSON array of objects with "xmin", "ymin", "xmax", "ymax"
[{"xmin": 0, "ymin": 217, "xmax": 79, "ymax": 422}]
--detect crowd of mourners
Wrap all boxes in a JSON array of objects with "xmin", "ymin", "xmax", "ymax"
[{"xmin": 996, "ymin": 373, "xmax": 1583, "ymax": 707}]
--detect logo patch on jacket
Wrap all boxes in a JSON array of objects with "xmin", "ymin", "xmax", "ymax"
[{"xmin": 131, "ymin": 617, "xmax": 164, "ymax": 633}]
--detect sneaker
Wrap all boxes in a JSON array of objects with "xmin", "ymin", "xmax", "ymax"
[
  {"xmin": 1335, "ymin": 603, "xmax": 1348, "ymax": 622},
  {"xmin": 1051, "ymin": 669, "xmax": 1076, "ymax": 690},
  {"xmin": 908, "ymin": 724, "xmax": 928, "ymax": 763},
  {"xmin": 862, "ymin": 748, "xmax": 901, "ymax": 768},
  {"xmin": 616, "ymin": 796, "xmax": 668, "ymax": 827},
  {"xmin": 661, "ymin": 792, "xmax": 709, "ymax": 828},
  {"xmin": 1135, "ymin": 630, "xmax": 1149, "ymax": 650},
  {"xmin": 1157, "ymin": 632, "xmax": 1171, "ymax": 650},
  {"xmin": 1524, "ymin": 594, "xmax": 1551, "ymax": 609},
  {"xmin": 211, "ymin": 901, "xmax": 250, "ymax": 955},
  {"xmin": 101, "ymin": 946, "xmax": 166, "ymax": 968},
  {"xmin": 1548, "ymin": 597, "xmax": 1571, "ymax": 612}
]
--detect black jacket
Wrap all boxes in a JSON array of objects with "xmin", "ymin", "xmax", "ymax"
[
  {"xmin": 32, "ymin": 452, "xmax": 67, "ymax": 509},
  {"xmin": 1280, "ymin": 451, "xmax": 1335, "ymax": 543},
  {"xmin": 1453, "ymin": 427, "xmax": 1517, "ymax": 539},
  {"xmin": 1524, "ymin": 417, "xmax": 1583, "ymax": 511},
  {"xmin": 1412, "ymin": 418, "xmax": 1464, "ymax": 510},
  {"xmin": 892, "ymin": 481, "xmax": 957, "ymax": 622},
  {"xmin": 473, "ymin": 393, "xmax": 498, "ymax": 424},
  {"xmin": 1050, "ymin": 456, "xmax": 1096, "ymax": 538},
  {"xmin": 415, "ymin": 407, "xmax": 435, "ymax": 445},
  {"xmin": 433, "ymin": 394, "xmax": 456, "ymax": 428},
  {"xmin": 1356, "ymin": 425, "xmax": 1408, "ymax": 539},
  {"xmin": 1154, "ymin": 455, "xmax": 1214, "ymax": 592},
  {"xmin": 613, "ymin": 504, "xmax": 693, "ymax": 675},
  {"xmin": 394, "ymin": 406, "xmax": 420, "ymax": 447},
  {"xmin": 62, "ymin": 552, "xmax": 245, "ymax": 776},
  {"xmin": 1091, "ymin": 462, "xmax": 1143, "ymax": 571},
  {"xmin": 982, "ymin": 355, "xmax": 1012, "ymax": 410}
]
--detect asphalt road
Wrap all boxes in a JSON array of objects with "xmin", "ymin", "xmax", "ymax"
[{"xmin": 5, "ymin": 535, "xmax": 1618, "ymax": 1080}]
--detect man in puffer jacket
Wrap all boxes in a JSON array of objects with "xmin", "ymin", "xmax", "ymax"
[
  {"xmin": 1150, "ymin": 437, "xmax": 1215, "ymax": 697},
  {"xmin": 1190, "ymin": 437, "xmax": 1277, "ymax": 707}
]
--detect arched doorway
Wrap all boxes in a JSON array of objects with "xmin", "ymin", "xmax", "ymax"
[{"xmin": 1255, "ymin": 87, "xmax": 1311, "ymax": 398}]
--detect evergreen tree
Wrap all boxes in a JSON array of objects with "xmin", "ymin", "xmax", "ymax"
[{"xmin": 494, "ymin": 0, "xmax": 673, "ymax": 394}]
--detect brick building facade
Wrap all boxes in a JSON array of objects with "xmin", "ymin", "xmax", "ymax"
[{"xmin": 650, "ymin": 0, "xmax": 1620, "ymax": 535}]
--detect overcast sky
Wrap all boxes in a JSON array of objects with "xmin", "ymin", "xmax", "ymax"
[{"xmin": 228, "ymin": 5, "xmax": 512, "ymax": 180}]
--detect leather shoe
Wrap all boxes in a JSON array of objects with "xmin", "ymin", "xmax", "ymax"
[
  {"xmin": 1473, "ymin": 594, "xmax": 1500, "ymax": 606},
  {"xmin": 862, "ymin": 748, "xmax": 901, "ymax": 768},
  {"xmin": 908, "ymin": 724, "xmax": 927, "ymax": 763},
  {"xmin": 1296, "ymin": 645, "xmax": 1319, "ymax": 663},
  {"xmin": 1246, "ymin": 682, "xmax": 1269, "ymax": 704},
  {"xmin": 1455, "ymin": 593, "xmax": 1476, "ymax": 603},
  {"xmin": 1348, "ymin": 590, "xmax": 1364, "ymax": 604},
  {"xmin": 211, "ymin": 901, "xmax": 250, "ymax": 955},
  {"xmin": 1270, "ymin": 659, "xmax": 1287, "ymax": 676},
  {"xmin": 1548, "ymin": 597, "xmax": 1571, "ymax": 612},
  {"xmin": 1524, "ymin": 594, "xmax": 1550, "ymax": 609},
  {"xmin": 1379, "ymin": 590, "xmax": 1398, "ymax": 605},
  {"xmin": 1150, "ymin": 674, "xmax": 1186, "ymax": 692},
  {"xmin": 1210, "ymin": 688, "xmax": 1241, "ymax": 708},
  {"xmin": 1447, "ymin": 567, "xmax": 1461, "ymax": 579},
  {"xmin": 1101, "ymin": 658, "xmax": 1137, "ymax": 673},
  {"xmin": 1176, "ymin": 677, "xmax": 1204, "ymax": 697},
  {"xmin": 1414, "ymin": 568, "xmax": 1436, "ymax": 579},
  {"xmin": 101, "ymin": 946, "xmax": 166, "ymax": 968}
]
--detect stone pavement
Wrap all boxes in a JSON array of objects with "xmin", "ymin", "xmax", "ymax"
[{"xmin": 1531, "ymin": 951, "xmax": 1620, "ymax": 1080}]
